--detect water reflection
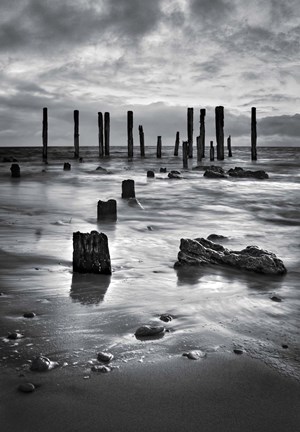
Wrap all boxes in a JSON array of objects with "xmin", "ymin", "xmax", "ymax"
[{"xmin": 70, "ymin": 273, "xmax": 111, "ymax": 305}]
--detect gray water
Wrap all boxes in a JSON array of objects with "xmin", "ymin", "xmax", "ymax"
[{"xmin": 0, "ymin": 146, "xmax": 299, "ymax": 379}]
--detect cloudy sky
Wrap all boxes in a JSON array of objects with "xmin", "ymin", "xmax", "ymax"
[{"xmin": 1, "ymin": 0, "xmax": 300, "ymax": 148}]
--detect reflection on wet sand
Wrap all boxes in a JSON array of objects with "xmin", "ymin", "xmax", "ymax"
[{"xmin": 70, "ymin": 273, "xmax": 111, "ymax": 305}]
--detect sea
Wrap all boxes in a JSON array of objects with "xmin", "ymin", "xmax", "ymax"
[{"xmin": 0, "ymin": 145, "xmax": 299, "ymax": 379}]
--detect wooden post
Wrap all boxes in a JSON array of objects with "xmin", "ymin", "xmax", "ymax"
[
  {"xmin": 215, "ymin": 106, "xmax": 224, "ymax": 160},
  {"xmin": 42, "ymin": 107, "xmax": 48, "ymax": 163},
  {"xmin": 197, "ymin": 136, "xmax": 202, "ymax": 163},
  {"xmin": 139, "ymin": 125, "xmax": 145, "ymax": 157},
  {"xmin": 127, "ymin": 111, "xmax": 133, "ymax": 158},
  {"xmin": 73, "ymin": 231, "xmax": 111, "ymax": 275},
  {"xmin": 200, "ymin": 109, "xmax": 206, "ymax": 158},
  {"xmin": 251, "ymin": 107, "xmax": 257, "ymax": 161},
  {"xmin": 104, "ymin": 112, "xmax": 110, "ymax": 156},
  {"xmin": 122, "ymin": 179, "xmax": 135, "ymax": 199},
  {"xmin": 97, "ymin": 199, "xmax": 117, "ymax": 222},
  {"xmin": 227, "ymin": 135, "xmax": 232, "ymax": 157},
  {"xmin": 182, "ymin": 141, "xmax": 188, "ymax": 169},
  {"xmin": 74, "ymin": 110, "xmax": 79, "ymax": 159},
  {"xmin": 10, "ymin": 163, "xmax": 20, "ymax": 178},
  {"xmin": 210, "ymin": 141, "xmax": 215, "ymax": 161},
  {"xmin": 157, "ymin": 136, "xmax": 162, "ymax": 158},
  {"xmin": 174, "ymin": 131, "xmax": 180, "ymax": 156},
  {"xmin": 98, "ymin": 112, "xmax": 104, "ymax": 158},
  {"xmin": 187, "ymin": 108, "xmax": 193, "ymax": 158}
]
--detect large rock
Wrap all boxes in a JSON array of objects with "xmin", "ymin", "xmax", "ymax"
[
  {"xmin": 174, "ymin": 237, "xmax": 287, "ymax": 275},
  {"xmin": 203, "ymin": 166, "xmax": 227, "ymax": 178},
  {"xmin": 227, "ymin": 167, "xmax": 269, "ymax": 179}
]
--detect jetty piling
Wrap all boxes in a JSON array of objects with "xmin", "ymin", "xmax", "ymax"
[
  {"xmin": 251, "ymin": 107, "xmax": 257, "ymax": 160},
  {"xmin": 42, "ymin": 107, "xmax": 48, "ymax": 163},
  {"xmin": 183, "ymin": 141, "xmax": 188, "ymax": 169},
  {"xmin": 104, "ymin": 112, "xmax": 110, "ymax": 156},
  {"xmin": 10, "ymin": 163, "xmax": 20, "ymax": 178},
  {"xmin": 174, "ymin": 131, "xmax": 180, "ymax": 156},
  {"xmin": 187, "ymin": 108, "xmax": 194, "ymax": 158},
  {"xmin": 157, "ymin": 136, "xmax": 162, "ymax": 158},
  {"xmin": 74, "ymin": 110, "xmax": 79, "ymax": 158},
  {"xmin": 97, "ymin": 199, "xmax": 117, "ymax": 222},
  {"xmin": 215, "ymin": 106, "xmax": 224, "ymax": 160},
  {"xmin": 122, "ymin": 179, "xmax": 135, "ymax": 199},
  {"xmin": 227, "ymin": 135, "xmax": 232, "ymax": 157},
  {"xmin": 210, "ymin": 141, "xmax": 215, "ymax": 161},
  {"xmin": 73, "ymin": 231, "xmax": 111, "ymax": 275},
  {"xmin": 127, "ymin": 111, "xmax": 133, "ymax": 158},
  {"xmin": 98, "ymin": 112, "xmax": 104, "ymax": 158},
  {"xmin": 200, "ymin": 109, "xmax": 206, "ymax": 158},
  {"xmin": 197, "ymin": 136, "xmax": 202, "ymax": 163},
  {"xmin": 139, "ymin": 125, "xmax": 145, "ymax": 157}
]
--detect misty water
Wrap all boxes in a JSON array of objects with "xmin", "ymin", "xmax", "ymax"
[{"xmin": 0, "ymin": 146, "xmax": 299, "ymax": 379}]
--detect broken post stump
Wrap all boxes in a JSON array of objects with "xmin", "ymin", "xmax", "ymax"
[
  {"xmin": 210, "ymin": 141, "xmax": 215, "ymax": 161},
  {"xmin": 227, "ymin": 135, "xmax": 232, "ymax": 157},
  {"xmin": 104, "ymin": 112, "xmax": 110, "ymax": 156},
  {"xmin": 122, "ymin": 179, "xmax": 135, "ymax": 199},
  {"xmin": 147, "ymin": 170, "xmax": 155, "ymax": 178},
  {"xmin": 127, "ymin": 111, "xmax": 133, "ymax": 158},
  {"xmin": 200, "ymin": 109, "xmax": 206, "ymax": 158},
  {"xmin": 97, "ymin": 200, "xmax": 117, "ymax": 222},
  {"xmin": 197, "ymin": 136, "xmax": 202, "ymax": 163},
  {"xmin": 42, "ymin": 107, "xmax": 48, "ymax": 163},
  {"xmin": 139, "ymin": 125, "xmax": 145, "ymax": 157},
  {"xmin": 73, "ymin": 231, "xmax": 111, "ymax": 274},
  {"xmin": 157, "ymin": 136, "xmax": 162, "ymax": 158},
  {"xmin": 98, "ymin": 112, "xmax": 104, "ymax": 158},
  {"xmin": 10, "ymin": 163, "xmax": 20, "ymax": 178},
  {"xmin": 215, "ymin": 106, "xmax": 224, "ymax": 160},
  {"xmin": 251, "ymin": 107, "xmax": 257, "ymax": 161},
  {"xmin": 187, "ymin": 107, "xmax": 193, "ymax": 158},
  {"xmin": 183, "ymin": 141, "xmax": 188, "ymax": 169},
  {"xmin": 174, "ymin": 131, "xmax": 180, "ymax": 156},
  {"xmin": 74, "ymin": 110, "xmax": 79, "ymax": 159},
  {"xmin": 63, "ymin": 162, "xmax": 71, "ymax": 170}
]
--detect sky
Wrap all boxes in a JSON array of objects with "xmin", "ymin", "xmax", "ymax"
[{"xmin": 0, "ymin": 0, "xmax": 300, "ymax": 148}]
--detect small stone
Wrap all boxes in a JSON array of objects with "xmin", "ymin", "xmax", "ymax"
[
  {"xmin": 182, "ymin": 350, "xmax": 206, "ymax": 360},
  {"xmin": 233, "ymin": 349, "xmax": 244, "ymax": 355},
  {"xmin": 97, "ymin": 352, "xmax": 114, "ymax": 363},
  {"xmin": 159, "ymin": 313, "xmax": 173, "ymax": 322},
  {"xmin": 7, "ymin": 332, "xmax": 24, "ymax": 340},
  {"xmin": 282, "ymin": 344, "xmax": 288, "ymax": 349},
  {"xmin": 135, "ymin": 325, "xmax": 165, "ymax": 338},
  {"xmin": 91, "ymin": 365, "xmax": 111, "ymax": 373},
  {"xmin": 18, "ymin": 383, "xmax": 35, "ymax": 393},
  {"xmin": 23, "ymin": 312, "xmax": 36, "ymax": 318},
  {"xmin": 270, "ymin": 295, "xmax": 282, "ymax": 302},
  {"xmin": 30, "ymin": 356, "xmax": 58, "ymax": 372}
]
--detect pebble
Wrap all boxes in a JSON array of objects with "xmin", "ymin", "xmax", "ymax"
[
  {"xmin": 270, "ymin": 295, "xmax": 282, "ymax": 302},
  {"xmin": 18, "ymin": 383, "xmax": 35, "ymax": 393},
  {"xmin": 7, "ymin": 332, "xmax": 24, "ymax": 340},
  {"xmin": 135, "ymin": 325, "xmax": 165, "ymax": 338},
  {"xmin": 282, "ymin": 344, "xmax": 288, "ymax": 349},
  {"xmin": 182, "ymin": 350, "xmax": 207, "ymax": 360},
  {"xmin": 91, "ymin": 365, "xmax": 111, "ymax": 373},
  {"xmin": 97, "ymin": 352, "xmax": 114, "ymax": 363},
  {"xmin": 30, "ymin": 356, "xmax": 59, "ymax": 372},
  {"xmin": 23, "ymin": 312, "xmax": 36, "ymax": 318},
  {"xmin": 159, "ymin": 313, "xmax": 173, "ymax": 322},
  {"xmin": 233, "ymin": 349, "xmax": 244, "ymax": 355}
]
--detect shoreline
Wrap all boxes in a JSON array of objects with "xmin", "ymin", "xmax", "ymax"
[{"xmin": 1, "ymin": 353, "xmax": 300, "ymax": 432}]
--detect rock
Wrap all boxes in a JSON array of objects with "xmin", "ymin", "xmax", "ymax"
[
  {"xmin": 96, "ymin": 166, "xmax": 108, "ymax": 173},
  {"xmin": 159, "ymin": 313, "xmax": 173, "ymax": 322},
  {"xmin": 227, "ymin": 167, "xmax": 269, "ymax": 179},
  {"xmin": 175, "ymin": 237, "xmax": 287, "ymax": 275},
  {"xmin": 270, "ymin": 295, "xmax": 282, "ymax": 302},
  {"xmin": 160, "ymin": 167, "xmax": 167, "ymax": 173},
  {"xmin": 168, "ymin": 170, "xmax": 182, "ymax": 179},
  {"xmin": 97, "ymin": 352, "xmax": 114, "ymax": 363},
  {"xmin": 147, "ymin": 170, "xmax": 155, "ymax": 178},
  {"xmin": 182, "ymin": 350, "xmax": 206, "ymax": 360},
  {"xmin": 7, "ymin": 332, "xmax": 24, "ymax": 340},
  {"xmin": 18, "ymin": 383, "xmax": 36, "ymax": 393},
  {"xmin": 10, "ymin": 163, "xmax": 21, "ymax": 178},
  {"xmin": 282, "ymin": 344, "xmax": 288, "ymax": 349},
  {"xmin": 135, "ymin": 325, "xmax": 165, "ymax": 338},
  {"xmin": 204, "ymin": 166, "xmax": 227, "ymax": 178},
  {"xmin": 207, "ymin": 234, "xmax": 228, "ymax": 242},
  {"xmin": 91, "ymin": 365, "xmax": 111, "ymax": 373},
  {"xmin": 233, "ymin": 349, "xmax": 244, "ymax": 355},
  {"xmin": 30, "ymin": 356, "xmax": 59, "ymax": 372},
  {"xmin": 63, "ymin": 162, "xmax": 71, "ymax": 170},
  {"xmin": 23, "ymin": 312, "xmax": 36, "ymax": 318}
]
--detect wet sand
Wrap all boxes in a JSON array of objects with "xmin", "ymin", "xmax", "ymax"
[{"xmin": 1, "ymin": 353, "xmax": 300, "ymax": 432}]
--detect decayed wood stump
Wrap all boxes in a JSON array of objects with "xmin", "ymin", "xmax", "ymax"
[
  {"xmin": 122, "ymin": 179, "xmax": 135, "ymax": 198},
  {"xmin": 97, "ymin": 200, "xmax": 117, "ymax": 221},
  {"xmin": 10, "ymin": 163, "xmax": 20, "ymax": 177},
  {"xmin": 73, "ymin": 231, "xmax": 111, "ymax": 274}
]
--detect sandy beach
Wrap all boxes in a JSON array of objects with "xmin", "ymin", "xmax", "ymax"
[{"xmin": 1, "ymin": 353, "xmax": 300, "ymax": 432}]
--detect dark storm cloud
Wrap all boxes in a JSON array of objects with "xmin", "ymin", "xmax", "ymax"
[
  {"xmin": 259, "ymin": 114, "xmax": 300, "ymax": 137},
  {"xmin": 190, "ymin": 0, "xmax": 235, "ymax": 22},
  {"xmin": 0, "ymin": 0, "xmax": 163, "ymax": 52}
]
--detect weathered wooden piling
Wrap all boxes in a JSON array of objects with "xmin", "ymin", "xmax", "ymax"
[
  {"xmin": 200, "ymin": 109, "xmax": 206, "ymax": 158},
  {"xmin": 74, "ymin": 110, "xmax": 79, "ymax": 159},
  {"xmin": 98, "ymin": 112, "xmax": 104, "ymax": 158},
  {"xmin": 251, "ymin": 107, "xmax": 257, "ymax": 161},
  {"xmin": 104, "ymin": 112, "xmax": 110, "ymax": 156},
  {"xmin": 215, "ymin": 106, "xmax": 224, "ymax": 160},
  {"xmin": 10, "ymin": 163, "xmax": 20, "ymax": 178},
  {"xmin": 73, "ymin": 231, "xmax": 111, "ymax": 275},
  {"xmin": 127, "ymin": 111, "xmax": 133, "ymax": 158},
  {"xmin": 174, "ymin": 131, "xmax": 180, "ymax": 156},
  {"xmin": 139, "ymin": 125, "xmax": 145, "ymax": 157},
  {"xmin": 63, "ymin": 162, "xmax": 71, "ymax": 170},
  {"xmin": 197, "ymin": 136, "xmax": 202, "ymax": 163},
  {"xmin": 157, "ymin": 136, "xmax": 162, "ymax": 158},
  {"xmin": 122, "ymin": 179, "xmax": 135, "ymax": 199},
  {"xmin": 227, "ymin": 135, "xmax": 232, "ymax": 157},
  {"xmin": 42, "ymin": 107, "xmax": 48, "ymax": 162},
  {"xmin": 210, "ymin": 141, "xmax": 215, "ymax": 161},
  {"xmin": 187, "ymin": 108, "xmax": 194, "ymax": 158},
  {"xmin": 182, "ymin": 141, "xmax": 188, "ymax": 169},
  {"xmin": 97, "ymin": 199, "xmax": 117, "ymax": 222},
  {"xmin": 147, "ymin": 170, "xmax": 155, "ymax": 178}
]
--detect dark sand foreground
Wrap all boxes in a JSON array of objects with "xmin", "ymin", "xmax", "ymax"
[{"xmin": 1, "ymin": 353, "xmax": 299, "ymax": 432}]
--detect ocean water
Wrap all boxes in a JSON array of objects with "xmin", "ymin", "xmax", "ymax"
[{"xmin": 0, "ymin": 145, "xmax": 299, "ymax": 379}]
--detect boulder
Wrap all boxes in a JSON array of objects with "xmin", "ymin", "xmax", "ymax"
[
  {"xmin": 175, "ymin": 237, "xmax": 287, "ymax": 275},
  {"xmin": 135, "ymin": 325, "xmax": 165, "ymax": 338},
  {"xmin": 203, "ymin": 166, "xmax": 226, "ymax": 178},
  {"xmin": 168, "ymin": 170, "xmax": 182, "ymax": 179},
  {"xmin": 227, "ymin": 167, "xmax": 269, "ymax": 179}
]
